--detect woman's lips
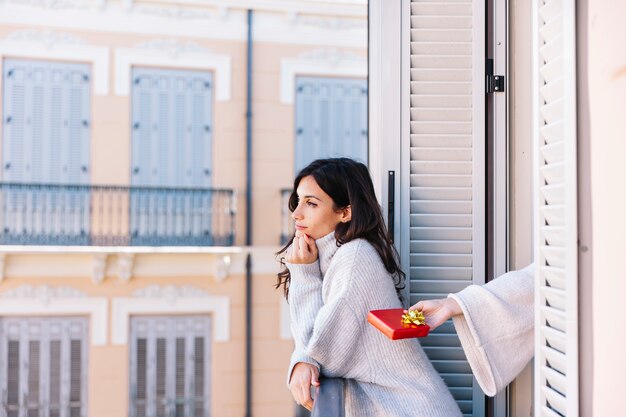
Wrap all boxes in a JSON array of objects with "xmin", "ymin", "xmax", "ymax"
[{"xmin": 295, "ymin": 225, "xmax": 306, "ymax": 230}]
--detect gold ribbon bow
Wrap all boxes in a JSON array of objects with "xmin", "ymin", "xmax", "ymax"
[{"xmin": 401, "ymin": 310, "xmax": 426, "ymax": 326}]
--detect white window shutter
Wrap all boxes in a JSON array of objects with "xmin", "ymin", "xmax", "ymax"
[
  {"xmin": 406, "ymin": 0, "xmax": 486, "ymax": 415},
  {"xmin": 130, "ymin": 316, "xmax": 211, "ymax": 417},
  {"xmin": 0, "ymin": 317, "xmax": 88, "ymax": 417},
  {"xmin": 533, "ymin": 0, "xmax": 579, "ymax": 416}
]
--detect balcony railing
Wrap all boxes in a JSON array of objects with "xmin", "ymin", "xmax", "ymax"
[
  {"xmin": 311, "ymin": 378, "xmax": 344, "ymax": 417},
  {"xmin": 0, "ymin": 183, "xmax": 236, "ymax": 246},
  {"xmin": 281, "ymin": 188, "xmax": 294, "ymax": 245}
]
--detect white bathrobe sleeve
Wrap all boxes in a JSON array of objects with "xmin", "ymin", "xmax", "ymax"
[{"xmin": 449, "ymin": 264, "xmax": 535, "ymax": 396}]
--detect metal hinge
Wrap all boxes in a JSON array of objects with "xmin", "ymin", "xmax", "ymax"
[{"xmin": 486, "ymin": 58, "xmax": 505, "ymax": 93}]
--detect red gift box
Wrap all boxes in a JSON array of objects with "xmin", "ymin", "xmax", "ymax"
[{"xmin": 367, "ymin": 308, "xmax": 430, "ymax": 340}]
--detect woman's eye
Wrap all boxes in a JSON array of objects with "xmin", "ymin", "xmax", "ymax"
[{"xmin": 306, "ymin": 201, "xmax": 317, "ymax": 207}]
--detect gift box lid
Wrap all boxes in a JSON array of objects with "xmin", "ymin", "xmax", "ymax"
[{"xmin": 367, "ymin": 308, "xmax": 430, "ymax": 340}]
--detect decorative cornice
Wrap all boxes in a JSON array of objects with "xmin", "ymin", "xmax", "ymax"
[
  {"xmin": 92, "ymin": 254, "xmax": 108, "ymax": 285},
  {"xmin": 133, "ymin": 4, "xmax": 214, "ymax": 21},
  {"xmin": 132, "ymin": 285, "xmax": 210, "ymax": 303},
  {"xmin": 1, "ymin": 285, "xmax": 87, "ymax": 304},
  {"xmin": 296, "ymin": 15, "xmax": 364, "ymax": 31},
  {"xmin": 298, "ymin": 48, "xmax": 366, "ymax": 67},
  {"xmin": 135, "ymin": 38, "xmax": 214, "ymax": 58},
  {"xmin": 4, "ymin": 0, "xmax": 92, "ymax": 10},
  {"xmin": 6, "ymin": 29, "xmax": 89, "ymax": 48}
]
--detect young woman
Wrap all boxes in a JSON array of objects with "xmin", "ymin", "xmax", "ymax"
[{"xmin": 277, "ymin": 158, "xmax": 462, "ymax": 417}]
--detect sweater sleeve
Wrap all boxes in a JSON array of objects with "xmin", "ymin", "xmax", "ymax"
[
  {"xmin": 287, "ymin": 242, "xmax": 369, "ymax": 378},
  {"xmin": 449, "ymin": 264, "xmax": 535, "ymax": 396},
  {"xmin": 285, "ymin": 260, "xmax": 324, "ymax": 383}
]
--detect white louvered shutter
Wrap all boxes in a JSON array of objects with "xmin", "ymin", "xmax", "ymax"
[
  {"xmin": 0, "ymin": 317, "xmax": 88, "ymax": 417},
  {"xmin": 533, "ymin": 0, "xmax": 578, "ymax": 416},
  {"xmin": 406, "ymin": 0, "xmax": 485, "ymax": 415},
  {"xmin": 130, "ymin": 316, "xmax": 211, "ymax": 417}
]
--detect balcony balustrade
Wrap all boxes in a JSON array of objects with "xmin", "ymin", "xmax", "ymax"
[{"xmin": 0, "ymin": 182, "xmax": 236, "ymax": 247}]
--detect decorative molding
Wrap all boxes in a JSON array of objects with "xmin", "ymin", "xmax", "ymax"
[
  {"xmin": 0, "ymin": 247, "xmax": 244, "ymax": 281},
  {"xmin": 133, "ymin": 4, "xmax": 214, "ymax": 20},
  {"xmin": 132, "ymin": 284, "xmax": 209, "ymax": 302},
  {"xmin": 0, "ymin": 286, "xmax": 108, "ymax": 345},
  {"xmin": 112, "ymin": 288, "xmax": 230, "ymax": 344},
  {"xmin": 280, "ymin": 48, "xmax": 367, "ymax": 103},
  {"xmin": 7, "ymin": 28, "xmax": 88, "ymax": 46},
  {"xmin": 92, "ymin": 254, "xmax": 108, "ymax": 285},
  {"xmin": 117, "ymin": 253, "xmax": 134, "ymax": 282},
  {"xmin": 0, "ymin": 4, "xmax": 367, "ymax": 47},
  {"xmin": 135, "ymin": 38, "xmax": 212, "ymax": 58},
  {"xmin": 214, "ymin": 255, "xmax": 232, "ymax": 283},
  {"xmin": 114, "ymin": 40, "xmax": 232, "ymax": 100},
  {"xmin": 3, "ymin": 0, "xmax": 93, "ymax": 10},
  {"xmin": 299, "ymin": 48, "xmax": 366, "ymax": 66},
  {"xmin": 296, "ymin": 15, "xmax": 364, "ymax": 30},
  {"xmin": 0, "ymin": 29, "xmax": 110, "ymax": 95},
  {"xmin": 1, "ymin": 284, "xmax": 87, "ymax": 303},
  {"xmin": 0, "ymin": 253, "xmax": 5, "ymax": 283}
]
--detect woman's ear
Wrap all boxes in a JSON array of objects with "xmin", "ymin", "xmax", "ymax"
[{"xmin": 340, "ymin": 205, "xmax": 352, "ymax": 223}]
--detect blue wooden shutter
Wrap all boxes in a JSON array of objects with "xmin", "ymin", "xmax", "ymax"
[
  {"xmin": 131, "ymin": 68, "xmax": 213, "ymax": 188},
  {"xmin": 130, "ymin": 68, "xmax": 213, "ymax": 245},
  {"xmin": 3, "ymin": 59, "xmax": 90, "ymax": 184},
  {"xmin": 294, "ymin": 76, "xmax": 368, "ymax": 172},
  {"xmin": 2, "ymin": 59, "xmax": 91, "ymax": 245}
]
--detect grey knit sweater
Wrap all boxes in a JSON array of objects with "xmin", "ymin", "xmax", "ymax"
[{"xmin": 286, "ymin": 232, "xmax": 461, "ymax": 417}]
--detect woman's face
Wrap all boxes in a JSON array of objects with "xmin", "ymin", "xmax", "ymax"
[{"xmin": 291, "ymin": 175, "xmax": 349, "ymax": 240}]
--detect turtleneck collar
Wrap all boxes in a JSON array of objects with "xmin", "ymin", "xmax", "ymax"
[{"xmin": 315, "ymin": 231, "xmax": 340, "ymax": 275}]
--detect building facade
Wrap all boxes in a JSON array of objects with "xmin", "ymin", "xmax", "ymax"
[{"xmin": 0, "ymin": 1, "xmax": 368, "ymax": 416}]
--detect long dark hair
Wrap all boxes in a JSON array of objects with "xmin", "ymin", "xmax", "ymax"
[{"xmin": 276, "ymin": 158, "xmax": 405, "ymax": 300}]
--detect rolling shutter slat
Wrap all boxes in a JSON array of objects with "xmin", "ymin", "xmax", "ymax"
[{"xmin": 408, "ymin": 0, "xmax": 485, "ymax": 414}]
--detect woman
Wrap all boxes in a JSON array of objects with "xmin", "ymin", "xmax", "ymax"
[{"xmin": 277, "ymin": 158, "xmax": 462, "ymax": 417}]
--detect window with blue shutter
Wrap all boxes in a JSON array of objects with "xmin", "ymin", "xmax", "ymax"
[
  {"xmin": 129, "ymin": 316, "xmax": 211, "ymax": 417},
  {"xmin": 0, "ymin": 317, "xmax": 88, "ymax": 417},
  {"xmin": 294, "ymin": 76, "xmax": 368, "ymax": 172},
  {"xmin": 2, "ymin": 59, "xmax": 91, "ymax": 245},
  {"xmin": 130, "ymin": 68, "xmax": 213, "ymax": 246}
]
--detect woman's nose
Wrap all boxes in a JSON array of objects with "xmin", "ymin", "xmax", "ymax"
[{"xmin": 292, "ymin": 205, "xmax": 303, "ymax": 220}]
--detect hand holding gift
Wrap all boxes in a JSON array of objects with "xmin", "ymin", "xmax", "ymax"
[{"xmin": 408, "ymin": 298, "xmax": 462, "ymax": 331}]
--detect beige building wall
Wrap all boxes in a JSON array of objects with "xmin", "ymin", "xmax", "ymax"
[
  {"xmin": 0, "ymin": 252, "xmax": 293, "ymax": 417},
  {"xmin": 585, "ymin": 0, "xmax": 626, "ymax": 414},
  {"xmin": 0, "ymin": 2, "xmax": 367, "ymax": 417}
]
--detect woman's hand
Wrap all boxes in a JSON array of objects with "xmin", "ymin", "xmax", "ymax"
[
  {"xmin": 286, "ymin": 233, "xmax": 319, "ymax": 264},
  {"xmin": 288, "ymin": 362, "xmax": 320, "ymax": 411},
  {"xmin": 408, "ymin": 298, "xmax": 462, "ymax": 331}
]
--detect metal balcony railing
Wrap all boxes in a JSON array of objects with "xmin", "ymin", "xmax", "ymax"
[
  {"xmin": 311, "ymin": 378, "xmax": 344, "ymax": 417},
  {"xmin": 281, "ymin": 188, "xmax": 294, "ymax": 245},
  {"xmin": 0, "ymin": 183, "xmax": 236, "ymax": 246}
]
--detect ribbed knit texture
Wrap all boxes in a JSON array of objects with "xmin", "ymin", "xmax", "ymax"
[
  {"xmin": 449, "ymin": 264, "xmax": 534, "ymax": 396},
  {"xmin": 287, "ymin": 232, "xmax": 462, "ymax": 417}
]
